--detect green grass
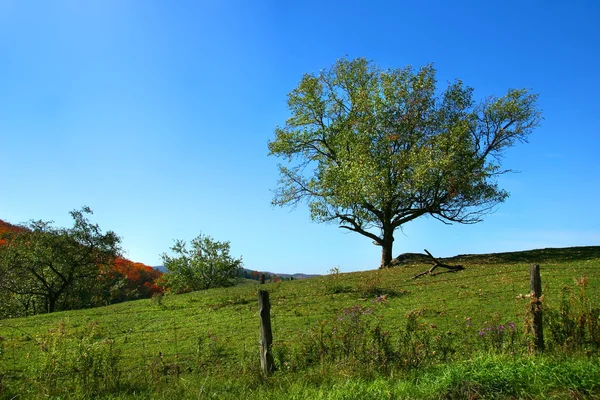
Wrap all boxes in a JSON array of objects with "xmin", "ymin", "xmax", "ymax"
[{"xmin": 1, "ymin": 246, "xmax": 599, "ymax": 398}]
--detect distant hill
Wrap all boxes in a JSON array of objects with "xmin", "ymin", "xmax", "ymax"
[
  {"xmin": 271, "ymin": 271, "xmax": 320, "ymax": 280},
  {"xmin": 237, "ymin": 268, "xmax": 320, "ymax": 282},
  {"xmin": 153, "ymin": 266, "xmax": 319, "ymax": 281}
]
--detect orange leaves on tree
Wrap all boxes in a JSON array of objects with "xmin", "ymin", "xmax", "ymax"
[
  {"xmin": 0, "ymin": 220, "xmax": 27, "ymax": 248},
  {"xmin": 0, "ymin": 219, "xmax": 26, "ymax": 235},
  {"xmin": 1, "ymin": 218, "xmax": 163, "ymax": 299},
  {"xmin": 108, "ymin": 257, "xmax": 163, "ymax": 296}
]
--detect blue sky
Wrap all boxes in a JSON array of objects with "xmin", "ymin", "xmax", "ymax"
[{"xmin": 1, "ymin": 1, "xmax": 599, "ymax": 274}]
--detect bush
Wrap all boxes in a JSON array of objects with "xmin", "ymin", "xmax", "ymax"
[{"xmin": 160, "ymin": 233, "xmax": 242, "ymax": 293}]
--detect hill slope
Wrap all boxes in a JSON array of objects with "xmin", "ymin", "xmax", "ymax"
[{"xmin": 1, "ymin": 246, "xmax": 599, "ymax": 398}]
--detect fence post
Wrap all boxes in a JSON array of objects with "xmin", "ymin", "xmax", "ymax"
[
  {"xmin": 530, "ymin": 264, "xmax": 545, "ymax": 352},
  {"xmin": 258, "ymin": 289, "xmax": 275, "ymax": 375},
  {"xmin": 260, "ymin": 273, "xmax": 265, "ymax": 284}
]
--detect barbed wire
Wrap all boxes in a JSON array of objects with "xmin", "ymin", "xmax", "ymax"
[
  {"xmin": 2, "ymin": 264, "xmax": 599, "ymax": 379},
  {"xmin": 2, "ymin": 278, "xmax": 594, "ymax": 335}
]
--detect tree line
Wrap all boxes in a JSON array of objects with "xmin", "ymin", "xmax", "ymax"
[
  {"xmin": 0, "ymin": 208, "xmax": 161, "ymax": 317},
  {"xmin": 0, "ymin": 208, "xmax": 244, "ymax": 318}
]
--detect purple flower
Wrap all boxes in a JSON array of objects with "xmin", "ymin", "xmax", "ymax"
[
  {"xmin": 509, "ymin": 322, "xmax": 516, "ymax": 330},
  {"xmin": 479, "ymin": 330, "xmax": 485, "ymax": 337},
  {"xmin": 498, "ymin": 325, "xmax": 505, "ymax": 332}
]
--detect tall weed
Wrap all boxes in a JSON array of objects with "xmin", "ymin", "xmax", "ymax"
[
  {"xmin": 545, "ymin": 276, "xmax": 600, "ymax": 353},
  {"xmin": 32, "ymin": 321, "xmax": 122, "ymax": 397},
  {"xmin": 277, "ymin": 302, "xmax": 454, "ymax": 375}
]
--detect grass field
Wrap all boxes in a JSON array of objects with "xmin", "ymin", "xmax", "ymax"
[{"xmin": 1, "ymin": 246, "xmax": 599, "ymax": 399}]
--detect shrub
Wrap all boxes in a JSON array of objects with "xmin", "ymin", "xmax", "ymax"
[{"xmin": 160, "ymin": 233, "xmax": 242, "ymax": 293}]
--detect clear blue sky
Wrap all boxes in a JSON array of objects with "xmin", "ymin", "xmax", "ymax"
[{"xmin": 1, "ymin": 1, "xmax": 599, "ymax": 274}]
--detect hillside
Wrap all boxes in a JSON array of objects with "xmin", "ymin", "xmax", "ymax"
[{"xmin": 1, "ymin": 246, "xmax": 599, "ymax": 398}]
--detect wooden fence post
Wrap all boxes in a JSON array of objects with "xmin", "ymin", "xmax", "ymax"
[
  {"xmin": 258, "ymin": 290, "xmax": 275, "ymax": 375},
  {"xmin": 260, "ymin": 273, "xmax": 265, "ymax": 284},
  {"xmin": 530, "ymin": 264, "xmax": 545, "ymax": 352}
]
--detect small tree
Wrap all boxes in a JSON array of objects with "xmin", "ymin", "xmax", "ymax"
[
  {"xmin": 160, "ymin": 233, "xmax": 242, "ymax": 293},
  {"xmin": 0, "ymin": 207, "xmax": 121, "ymax": 314},
  {"xmin": 269, "ymin": 57, "xmax": 542, "ymax": 268}
]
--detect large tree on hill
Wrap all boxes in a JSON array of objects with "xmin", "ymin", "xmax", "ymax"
[
  {"xmin": 268, "ymin": 58, "xmax": 542, "ymax": 268},
  {"xmin": 0, "ymin": 207, "xmax": 121, "ymax": 314}
]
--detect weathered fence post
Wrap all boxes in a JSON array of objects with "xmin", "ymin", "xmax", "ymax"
[
  {"xmin": 260, "ymin": 273, "xmax": 265, "ymax": 284},
  {"xmin": 258, "ymin": 289, "xmax": 275, "ymax": 375},
  {"xmin": 530, "ymin": 264, "xmax": 545, "ymax": 352}
]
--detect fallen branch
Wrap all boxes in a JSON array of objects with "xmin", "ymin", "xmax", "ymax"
[{"xmin": 412, "ymin": 249, "xmax": 465, "ymax": 279}]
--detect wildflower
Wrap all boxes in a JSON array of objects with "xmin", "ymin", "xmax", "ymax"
[
  {"xmin": 466, "ymin": 317, "xmax": 472, "ymax": 327},
  {"xmin": 498, "ymin": 325, "xmax": 505, "ymax": 332},
  {"xmin": 508, "ymin": 322, "xmax": 516, "ymax": 330},
  {"xmin": 373, "ymin": 295, "xmax": 388, "ymax": 303},
  {"xmin": 479, "ymin": 330, "xmax": 485, "ymax": 337}
]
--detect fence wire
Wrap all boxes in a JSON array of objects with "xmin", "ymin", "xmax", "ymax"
[{"xmin": 1, "ymin": 262, "xmax": 599, "ymax": 380}]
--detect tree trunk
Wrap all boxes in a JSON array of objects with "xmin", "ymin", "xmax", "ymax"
[
  {"xmin": 47, "ymin": 296, "xmax": 56, "ymax": 313},
  {"xmin": 47, "ymin": 291, "xmax": 62, "ymax": 313},
  {"xmin": 379, "ymin": 227, "xmax": 394, "ymax": 269}
]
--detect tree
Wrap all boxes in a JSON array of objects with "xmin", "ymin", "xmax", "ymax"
[
  {"xmin": 268, "ymin": 58, "xmax": 542, "ymax": 268},
  {"xmin": 0, "ymin": 207, "xmax": 121, "ymax": 314},
  {"xmin": 160, "ymin": 233, "xmax": 242, "ymax": 293},
  {"xmin": 98, "ymin": 257, "xmax": 163, "ymax": 305}
]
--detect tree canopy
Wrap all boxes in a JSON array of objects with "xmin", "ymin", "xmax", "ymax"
[{"xmin": 268, "ymin": 57, "xmax": 542, "ymax": 268}]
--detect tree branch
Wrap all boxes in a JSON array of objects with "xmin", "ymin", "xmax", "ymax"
[
  {"xmin": 336, "ymin": 214, "xmax": 382, "ymax": 244},
  {"xmin": 412, "ymin": 249, "xmax": 464, "ymax": 279}
]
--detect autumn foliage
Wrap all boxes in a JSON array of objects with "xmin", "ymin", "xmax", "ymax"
[
  {"xmin": 0, "ymin": 219, "xmax": 25, "ymax": 234},
  {"xmin": 0, "ymin": 219, "xmax": 26, "ymax": 246},
  {"xmin": 0, "ymin": 218, "xmax": 162, "ymax": 309},
  {"xmin": 105, "ymin": 257, "xmax": 163, "ymax": 301}
]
